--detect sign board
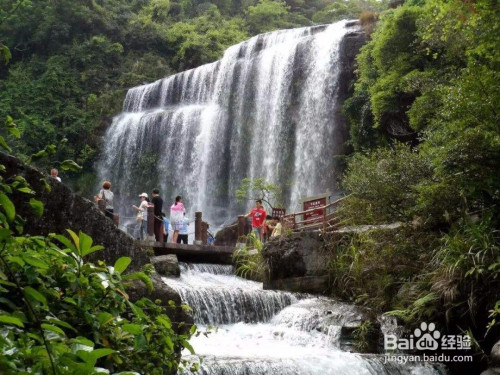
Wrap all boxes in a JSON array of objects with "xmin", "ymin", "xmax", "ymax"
[
  {"xmin": 301, "ymin": 191, "xmax": 330, "ymax": 226},
  {"xmin": 272, "ymin": 208, "xmax": 286, "ymax": 218}
]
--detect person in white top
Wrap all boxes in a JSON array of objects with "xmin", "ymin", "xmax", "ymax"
[
  {"xmin": 50, "ymin": 168, "xmax": 61, "ymax": 182},
  {"xmin": 133, "ymin": 193, "xmax": 149, "ymax": 240}
]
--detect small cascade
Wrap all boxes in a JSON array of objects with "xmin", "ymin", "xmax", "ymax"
[
  {"xmin": 163, "ymin": 263, "xmax": 447, "ymax": 375},
  {"xmin": 164, "ymin": 263, "xmax": 295, "ymax": 325}
]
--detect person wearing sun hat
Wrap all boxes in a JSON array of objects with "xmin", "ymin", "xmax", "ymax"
[{"xmin": 133, "ymin": 193, "xmax": 149, "ymax": 240}]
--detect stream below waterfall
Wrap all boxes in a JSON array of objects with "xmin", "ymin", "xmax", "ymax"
[{"xmin": 163, "ymin": 263, "xmax": 447, "ymax": 375}]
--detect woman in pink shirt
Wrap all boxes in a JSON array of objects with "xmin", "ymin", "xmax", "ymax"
[{"xmin": 170, "ymin": 195, "xmax": 185, "ymax": 243}]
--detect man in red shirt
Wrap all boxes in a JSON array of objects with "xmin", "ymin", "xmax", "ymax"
[{"xmin": 245, "ymin": 200, "xmax": 267, "ymax": 241}]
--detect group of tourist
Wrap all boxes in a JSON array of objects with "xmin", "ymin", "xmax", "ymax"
[
  {"xmin": 132, "ymin": 191, "xmax": 188, "ymax": 243},
  {"xmin": 93, "ymin": 181, "xmax": 192, "ymax": 243},
  {"xmin": 245, "ymin": 200, "xmax": 282, "ymax": 242}
]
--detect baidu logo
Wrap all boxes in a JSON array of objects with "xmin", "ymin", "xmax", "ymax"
[
  {"xmin": 385, "ymin": 322, "xmax": 471, "ymax": 352},
  {"xmin": 414, "ymin": 322, "xmax": 440, "ymax": 350}
]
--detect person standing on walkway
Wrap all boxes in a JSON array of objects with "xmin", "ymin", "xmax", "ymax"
[
  {"xmin": 133, "ymin": 193, "xmax": 149, "ymax": 240},
  {"xmin": 176, "ymin": 213, "xmax": 189, "ymax": 244},
  {"xmin": 162, "ymin": 212, "xmax": 170, "ymax": 243},
  {"xmin": 170, "ymin": 195, "xmax": 185, "ymax": 244},
  {"xmin": 245, "ymin": 200, "xmax": 267, "ymax": 241},
  {"xmin": 151, "ymin": 188, "xmax": 163, "ymax": 242},
  {"xmin": 99, "ymin": 181, "xmax": 114, "ymax": 220}
]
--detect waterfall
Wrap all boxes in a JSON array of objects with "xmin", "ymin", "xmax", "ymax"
[
  {"xmin": 164, "ymin": 263, "xmax": 447, "ymax": 375},
  {"xmin": 98, "ymin": 20, "xmax": 354, "ymax": 226}
]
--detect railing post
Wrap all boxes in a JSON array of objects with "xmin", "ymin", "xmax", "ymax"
[
  {"xmin": 195, "ymin": 211, "xmax": 202, "ymax": 245},
  {"xmin": 147, "ymin": 206, "xmax": 154, "ymax": 238},
  {"xmin": 323, "ymin": 206, "xmax": 326, "ymax": 232},
  {"xmin": 201, "ymin": 221, "xmax": 208, "ymax": 245}
]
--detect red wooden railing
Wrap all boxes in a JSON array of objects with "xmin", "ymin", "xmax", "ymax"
[{"xmin": 281, "ymin": 196, "xmax": 347, "ymax": 233}]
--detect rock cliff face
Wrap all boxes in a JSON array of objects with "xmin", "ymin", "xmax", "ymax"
[
  {"xmin": 0, "ymin": 151, "xmax": 149, "ymax": 271},
  {"xmin": 333, "ymin": 25, "xmax": 370, "ymax": 159}
]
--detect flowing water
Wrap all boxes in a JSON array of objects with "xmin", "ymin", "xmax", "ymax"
[
  {"xmin": 98, "ymin": 21, "xmax": 354, "ymax": 226},
  {"xmin": 164, "ymin": 263, "xmax": 447, "ymax": 375}
]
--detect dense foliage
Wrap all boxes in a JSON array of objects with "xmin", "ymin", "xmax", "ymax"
[
  {"xmin": 0, "ymin": 0, "xmax": 384, "ymax": 197},
  {"xmin": 336, "ymin": 0, "xmax": 499, "ymax": 371},
  {"xmin": 0, "ymin": 124, "xmax": 195, "ymax": 373}
]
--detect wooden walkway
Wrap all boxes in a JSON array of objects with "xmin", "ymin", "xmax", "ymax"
[{"xmin": 137, "ymin": 241, "xmax": 234, "ymax": 264}]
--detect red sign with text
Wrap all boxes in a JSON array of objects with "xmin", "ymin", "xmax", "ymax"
[
  {"xmin": 272, "ymin": 208, "xmax": 286, "ymax": 218},
  {"xmin": 303, "ymin": 197, "xmax": 326, "ymax": 224}
]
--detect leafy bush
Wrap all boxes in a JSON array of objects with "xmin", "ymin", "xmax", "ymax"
[
  {"xmin": 0, "ymin": 147, "xmax": 195, "ymax": 373},
  {"xmin": 339, "ymin": 143, "xmax": 433, "ymax": 224},
  {"xmin": 328, "ymin": 227, "xmax": 439, "ymax": 312},
  {"xmin": 233, "ymin": 233, "xmax": 267, "ymax": 281}
]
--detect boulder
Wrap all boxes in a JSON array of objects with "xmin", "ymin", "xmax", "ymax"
[
  {"xmin": 262, "ymin": 231, "xmax": 332, "ymax": 294},
  {"xmin": 151, "ymin": 255, "xmax": 180, "ymax": 277},
  {"xmin": 262, "ymin": 231, "xmax": 330, "ymax": 280},
  {"xmin": 214, "ymin": 219, "xmax": 252, "ymax": 247}
]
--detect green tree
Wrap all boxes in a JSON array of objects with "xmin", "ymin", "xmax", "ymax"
[{"xmin": 246, "ymin": 0, "xmax": 290, "ymax": 34}]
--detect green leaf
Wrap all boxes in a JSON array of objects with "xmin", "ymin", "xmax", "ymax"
[
  {"xmin": 182, "ymin": 339, "xmax": 195, "ymax": 354},
  {"xmin": 83, "ymin": 245, "xmax": 104, "ymax": 258},
  {"xmin": 24, "ymin": 286, "xmax": 47, "ymax": 305},
  {"xmin": 22, "ymin": 255, "xmax": 49, "ymax": 269},
  {"xmin": 17, "ymin": 187, "xmax": 34, "ymax": 194},
  {"xmin": 122, "ymin": 272, "xmax": 153, "ymax": 293},
  {"xmin": 5, "ymin": 116, "xmax": 20, "ymax": 139},
  {"xmin": 41, "ymin": 178, "xmax": 52, "ymax": 192},
  {"xmin": 7, "ymin": 256, "xmax": 25, "ymax": 267},
  {"xmin": 41, "ymin": 323, "xmax": 66, "ymax": 336},
  {"xmin": 29, "ymin": 198, "xmax": 44, "ymax": 217},
  {"xmin": 79, "ymin": 232, "xmax": 93, "ymax": 257},
  {"xmin": 90, "ymin": 348, "xmax": 115, "ymax": 360},
  {"xmin": 77, "ymin": 348, "xmax": 115, "ymax": 366},
  {"xmin": 0, "ymin": 193, "xmax": 15, "ymax": 222},
  {"xmin": 0, "ymin": 45, "xmax": 12, "ymax": 65},
  {"xmin": 122, "ymin": 323, "xmax": 142, "ymax": 335},
  {"xmin": 157, "ymin": 316, "xmax": 171, "ymax": 329},
  {"xmin": 0, "ymin": 136, "xmax": 12, "ymax": 153},
  {"xmin": 46, "ymin": 317, "xmax": 77, "ymax": 333},
  {"xmin": 190, "ymin": 324, "xmax": 197, "ymax": 335},
  {"xmin": 0, "ymin": 314, "xmax": 24, "ymax": 327},
  {"xmin": 97, "ymin": 312, "xmax": 114, "ymax": 326},
  {"xmin": 60, "ymin": 160, "xmax": 82, "ymax": 171},
  {"xmin": 127, "ymin": 301, "xmax": 147, "ymax": 319},
  {"xmin": 63, "ymin": 297, "xmax": 77, "ymax": 305},
  {"xmin": 164, "ymin": 335, "xmax": 174, "ymax": 350},
  {"xmin": 0, "ymin": 279, "xmax": 16, "ymax": 287},
  {"xmin": 28, "ymin": 150, "xmax": 48, "ymax": 163},
  {"xmin": 53, "ymin": 234, "xmax": 77, "ymax": 253},
  {"xmin": 67, "ymin": 229, "xmax": 80, "ymax": 255},
  {"xmin": 114, "ymin": 257, "xmax": 131, "ymax": 274}
]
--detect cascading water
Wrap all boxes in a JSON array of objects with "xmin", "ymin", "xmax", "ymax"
[
  {"xmin": 165, "ymin": 263, "xmax": 446, "ymax": 375},
  {"xmin": 98, "ymin": 20, "xmax": 354, "ymax": 226}
]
